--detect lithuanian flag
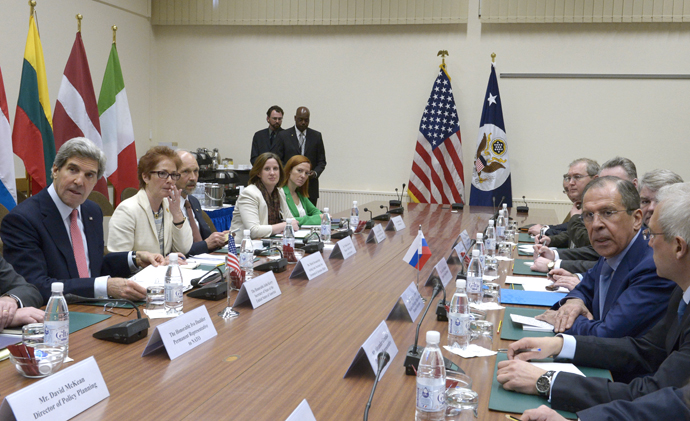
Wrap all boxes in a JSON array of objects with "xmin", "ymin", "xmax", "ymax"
[{"xmin": 12, "ymin": 14, "xmax": 55, "ymax": 195}]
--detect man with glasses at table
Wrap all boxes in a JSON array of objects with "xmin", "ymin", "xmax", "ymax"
[
  {"xmin": 1, "ymin": 138, "xmax": 164, "ymax": 304},
  {"xmin": 498, "ymin": 182, "xmax": 690, "ymax": 417},
  {"xmin": 532, "ymin": 176, "xmax": 675, "ymax": 338}
]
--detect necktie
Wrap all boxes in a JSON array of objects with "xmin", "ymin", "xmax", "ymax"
[
  {"xmin": 269, "ymin": 131, "xmax": 276, "ymax": 147},
  {"xmin": 185, "ymin": 200, "xmax": 203, "ymax": 243},
  {"xmin": 679, "ymin": 299, "xmax": 688, "ymax": 325},
  {"xmin": 299, "ymin": 133, "xmax": 305, "ymax": 154},
  {"xmin": 70, "ymin": 209, "xmax": 89, "ymax": 278},
  {"xmin": 598, "ymin": 262, "xmax": 613, "ymax": 316}
]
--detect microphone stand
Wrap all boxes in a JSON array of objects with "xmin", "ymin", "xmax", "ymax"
[
  {"xmin": 372, "ymin": 205, "xmax": 390, "ymax": 221},
  {"xmin": 363, "ymin": 208, "xmax": 374, "ymax": 229},
  {"xmin": 64, "ymin": 294, "xmax": 149, "ymax": 344},
  {"xmin": 363, "ymin": 352, "xmax": 390, "ymax": 421},
  {"xmin": 404, "ymin": 279, "xmax": 461, "ymax": 375}
]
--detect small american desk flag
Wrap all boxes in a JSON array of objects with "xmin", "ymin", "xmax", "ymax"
[
  {"xmin": 407, "ymin": 64, "xmax": 464, "ymax": 205},
  {"xmin": 226, "ymin": 238, "xmax": 240, "ymax": 276}
]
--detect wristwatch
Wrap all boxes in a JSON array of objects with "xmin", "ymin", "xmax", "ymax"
[
  {"xmin": 536, "ymin": 370, "xmax": 556, "ymax": 396},
  {"xmin": 547, "ymin": 261, "xmax": 556, "ymax": 271}
]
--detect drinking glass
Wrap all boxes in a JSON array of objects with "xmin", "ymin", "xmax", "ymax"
[
  {"xmin": 22, "ymin": 323, "xmax": 44, "ymax": 347},
  {"xmin": 470, "ymin": 320, "xmax": 494, "ymax": 350},
  {"xmin": 445, "ymin": 370, "xmax": 478, "ymax": 421},
  {"xmin": 146, "ymin": 286, "xmax": 165, "ymax": 311},
  {"xmin": 483, "ymin": 282, "xmax": 501, "ymax": 304}
]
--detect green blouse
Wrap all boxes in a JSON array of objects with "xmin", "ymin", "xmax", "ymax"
[{"xmin": 282, "ymin": 186, "xmax": 322, "ymax": 225}]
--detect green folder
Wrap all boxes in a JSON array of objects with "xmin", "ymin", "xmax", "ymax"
[
  {"xmin": 512, "ymin": 259, "xmax": 548, "ymax": 277},
  {"xmin": 69, "ymin": 312, "xmax": 111, "ymax": 334},
  {"xmin": 518, "ymin": 233, "xmax": 534, "ymax": 243},
  {"xmin": 500, "ymin": 307, "xmax": 555, "ymax": 341},
  {"xmin": 489, "ymin": 353, "xmax": 612, "ymax": 419}
]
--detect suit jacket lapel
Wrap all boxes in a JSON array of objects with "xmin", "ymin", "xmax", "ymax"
[
  {"xmin": 667, "ymin": 289, "xmax": 687, "ymax": 351},
  {"xmin": 136, "ymin": 190, "xmax": 159, "ymax": 241},
  {"xmin": 600, "ymin": 233, "xmax": 643, "ymax": 319},
  {"xmin": 39, "ymin": 191, "xmax": 79, "ymax": 277}
]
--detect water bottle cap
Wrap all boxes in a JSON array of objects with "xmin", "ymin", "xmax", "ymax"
[
  {"xmin": 243, "ymin": 229, "xmax": 251, "ymax": 237},
  {"xmin": 489, "ymin": 220, "xmax": 494, "ymax": 226},
  {"xmin": 353, "ymin": 201, "xmax": 357, "ymax": 205},
  {"xmin": 503, "ymin": 203, "xmax": 507, "ymax": 209},
  {"xmin": 426, "ymin": 331, "xmax": 440, "ymax": 344},
  {"xmin": 168, "ymin": 253, "xmax": 178, "ymax": 263},
  {"xmin": 472, "ymin": 249, "xmax": 479, "ymax": 257},
  {"xmin": 286, "ymin": 218, "xmax": 293, "ymax": 224},
  {"xmin": 476, "ymin": 233, "xmax": 483, "ymax": 239},
  {"xmin": 456, "ymin": 279, "xmax": 466, "ymax": 288},
  {"xmin": 324, "ymin": 207, "xmax": 329, "ymax": 213},
  {"xmin": 51, "ymin": 282, "xmax": 64, "ymax": 293}
]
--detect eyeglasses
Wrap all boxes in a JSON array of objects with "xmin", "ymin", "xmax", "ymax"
[
  {"xmin": 149, "ymin": 170, "xmax": 181, "ymax": 181},
  {"xmin": 103, "ymin": 302, "xmax": 134, "ymax": 317},
  {"xmin": 643, "ymin": 228, "xmax": 664, "ymax": 240},
  {"xmin": 581, "ymin": 208, "xmax": 631, "ymax": 224},
  {"xmin": 563, "ymin": 174, "xmax": 590, "ymax": 182}
]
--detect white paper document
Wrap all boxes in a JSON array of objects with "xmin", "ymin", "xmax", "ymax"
[
  {"xmin": 531, "ymin": 362, "xmax": 584, "ymax": 377},
  {"xmin": 443, "ymin": 344, "xmax": 497, "ymax": 358},
  {"xmin": 130, "ymin": 265, "xmax": 208, "ymax": 292},
  {"xmin": 510, "ymin": 314, "xmax": 554, "ymax": 332}
]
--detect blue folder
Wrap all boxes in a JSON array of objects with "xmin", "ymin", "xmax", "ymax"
[{"xmin": 500, "ymin": 289, "xmax": 566, "ymax": 307}]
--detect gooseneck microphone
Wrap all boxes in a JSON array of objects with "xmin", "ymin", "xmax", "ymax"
[
  {"xmin": 389, "ymin": 183, "xmax": 405, "ymax": 214},
  {"xmin": 363, "ymin": 207, "xmax": 374, "ymax": 229},
  {"xmin": 372, "ymin": 205, "xmax": 390, "ymax": 221},
  {"xmin": 65, "ymin": 294, "xmax": 150, "ymax": 344},
  {"xmin": 363, "ymin": 351, "xmax": 391, "ymax": 421},
  {"xmin": 517, "ymin": 195, "xmax": 529, "ymax": 214},
  {"xmin": 404, "ymin": 277, "xmax": 461, "ymax": 375}
]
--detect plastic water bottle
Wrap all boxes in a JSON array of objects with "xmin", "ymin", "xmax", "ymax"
[
  {"xmin": 240, "ymin": 229, "xmax": 254, "ymax": 280},
  {"xmin": 475, "ymin": 233, "xmax": 486, "ymax": 270},
  {"xmin": 350, "ymin": 201, "xmax": 359, "ymax": 230},
  {"xmin": 44, "ymin": 282, "xmax": 69, "ymax": 354},
  {"xmin": 485, "ymin": 220, "xmax": 496, "ymax": 256},
  {"xmin": 496, "ymin": 210, "xmax": 506, "ymax": 242},
  {"xmin": 415, "ymin": 331, "xmax": 446, "ymax": 421},
  {"xmin": 283, "ymin": 219, "xmax": 297, "ymax": 263},
  {"xmin": 321, "ymin": 207, "xmax": 331, "ymax": 242},
  {"xmin": 466, "ymin": 249, "xmax": 483, "ymax": 305},
  {"xmin": 448, "ymin": 279, "xmax": 471, "ymax": 350},
  {"xmin": 164, "ymin": 253, "xmax": 184, "ymax": 315}
]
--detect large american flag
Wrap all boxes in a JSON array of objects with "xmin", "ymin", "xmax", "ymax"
[
  {"xmin": 226, "ymin": 237, "xmax": 240, "ymax": 276},
  {"xmin": 408, "ymin": 66, "xmax": 465, "ymax": 205}
]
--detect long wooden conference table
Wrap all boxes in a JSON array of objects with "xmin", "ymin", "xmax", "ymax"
[{"xmin": 0, "ymin": 202, "xmax": 556, "ymax": 420}]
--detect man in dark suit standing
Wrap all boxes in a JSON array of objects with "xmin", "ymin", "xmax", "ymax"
[
  {"xmin": 496, "ymin": 182, "xmax": 690, "ymax": 413},
  {"xmin": 176, "ymin": 150, "xmax": 228, "ymax": 256},
  {"xmin": 0, "ymin": 138, "xmax": 163, "ymax": 304},
  {"xmin": 250, "ymin": 105, "xmax": 284, "ymax": 165},
  {"xmin": 275, "ymin": 106, "xmax": 327, "ymax": 206}
]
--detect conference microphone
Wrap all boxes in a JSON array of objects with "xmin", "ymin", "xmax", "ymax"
[
  {"xmin": 389, "ymin": 184, "xmax": 405, "ymax": 214},
  {"xmin": 298, "ymin": 231, "xmax": 324, "ymax": 254},
  {"xmin": 254, "ymin": 247, "xmax": 288, "ymax": 272},
  {"xmin": 187, "ymin": 265, "xmax": 228, "ymax": 300},
  {"xmin": 64, "ymin": 294, "xmax": 149, "ymax": 344},
  {"xmin": 403, "ymin": 277, "xmax": 461, "ymax": 376},
  {"xmin": 517, "ymin": 195, "xmax": 529, "ymax": 214},
  {"xmin": 372, "ymin": 205, "xmax": 390, "ymax": 221},
  {"xmin": 363, "ymin": 208, "xmax": 374, "ymax": 229},
  {"xmin": 190, "ymin": 266, "xmax": 224, "ymax": 288},
  {"xmin": 435, "ymin": 276, "xmax": 449, "ymax": 321},
  {"xmin": 363, "ymin": 351, "xmax": 391, "ymax": 421}
]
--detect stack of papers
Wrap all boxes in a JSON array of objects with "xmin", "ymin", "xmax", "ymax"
[
  {"xmin": 505, "ymin": 276, "xmax": 569, "ymax": 293},
  {"xmin": 531, "ymin": 362, "xmax": 584, "ymax": 376},
  {"xmin": 444, "ymin": 344, "xmax": 497, "ymax": 358},
  {"xmin": 470, "ymin": 302, "xmax": 505, "ymax": 311},
  {"xmin": 510, "ymin": 314, "xmax": 554, "ymax": 332},
  {"xmin": 518, "ymin": 244, "xmax": 534, "ymax": 254},
  {"xmin": 188, "ymin": 254, "xmax": 226, "ymax": 266}
]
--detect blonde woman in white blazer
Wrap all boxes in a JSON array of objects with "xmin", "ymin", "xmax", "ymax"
[
  {"xmin": 108, "ymin": 147, "xmax": 193, "ymax": 256},
  {"xmin": 231, "ymin": 152, "xmax": 298, "ymax": 242}
]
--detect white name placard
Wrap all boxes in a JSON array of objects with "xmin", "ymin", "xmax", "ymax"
[
  {"xmin": 366, "ymin": 223, "xmax": 386, "ymax": 244},
  {"xmin": 387, "ymin": 282, "xmax": 424, "ymax": 323},
  {"xmin": 453, "ymin": 241, "xmax": 467, "ymax": 261},
  {"xmin": 385, "ymin": 215, "xmax": 406, "ymax": 232},
  {"xmin": 0, "ymin": 356, "xmax": 109, "ymax": 421},
  {"xmin": 233, "ymin": 271, "xmax": 282, "ymax": 308},
  {"xmin": 434, "ymin": 258, "xmax": 453, "ymax": 287},
  {"xmin": 461, "ymin": 230, "xmax": 472, "ymax": 250},
  {"xmin": 345, "ymin": 320, "xmax": 398, "ymax": 377},
  {"xmin": 142, "ymin": 305, "xmax": 218, "ymax": 360},
  {"xmin": 285, "ymin": 399, "xmax": 317, "ymax": 421},
  {"xmin": 289, "ymin": 252, "xmax": 329, "ymax": 280},
  {"xmin": 329, "ymin": 236, "xmax": 356, "ymax": 260}
]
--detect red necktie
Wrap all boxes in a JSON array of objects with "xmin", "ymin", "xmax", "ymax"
[
  {"xmin": 185, "ymin": 200, "xmax": 203, "ymax": 243},
  {"xmin": 70, "ymin": 209, "xmax": 89, "ymax": 278}
]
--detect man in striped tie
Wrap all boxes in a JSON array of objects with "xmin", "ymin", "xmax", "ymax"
[{"xmin": 0, "ymin": 138, "xmax": 164, "ymax": 304}]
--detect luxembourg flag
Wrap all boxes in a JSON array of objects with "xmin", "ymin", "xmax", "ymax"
[
  {"xmin": 403, "ymin": 229, "xmax": 432, "ymax": 270},
  {"xmin": 0, "ymin": 66, "xmax": 16, "ymax": 210}
]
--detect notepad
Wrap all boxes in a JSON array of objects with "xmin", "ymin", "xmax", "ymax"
[{"xmin": 510, "ymin": 314, "xmax": 554, "ymax": 332}]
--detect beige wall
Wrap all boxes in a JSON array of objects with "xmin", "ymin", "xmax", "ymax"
[
  {"xmin": 3, "ymin": 0, "xmax": 690, "ymax": 202},
  {"xmin": 0, "ymin": 0, "xmax": 153, "ymax": 177}
]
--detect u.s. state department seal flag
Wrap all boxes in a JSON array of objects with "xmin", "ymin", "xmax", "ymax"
[{"xmin": 469, "ymin": 63, "xmax": 512, "ymax": 207}]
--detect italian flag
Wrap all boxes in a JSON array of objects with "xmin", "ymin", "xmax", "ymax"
[{"xmin": 98, "ymin": 43, "xmax": 137, "ymax": 205}]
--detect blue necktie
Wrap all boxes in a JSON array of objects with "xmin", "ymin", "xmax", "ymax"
[
  {"xmin": 678, "ymin": 299, "xmax": 687, "ymax": 325},
  {"xmin": 598, "ymin": 262, "xmax": 613, "ymax": 316}
]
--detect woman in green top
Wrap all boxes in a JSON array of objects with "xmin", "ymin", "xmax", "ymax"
[{"xmin": 281, "ymin": 155, "xmax": 322, "ymax": 226}]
